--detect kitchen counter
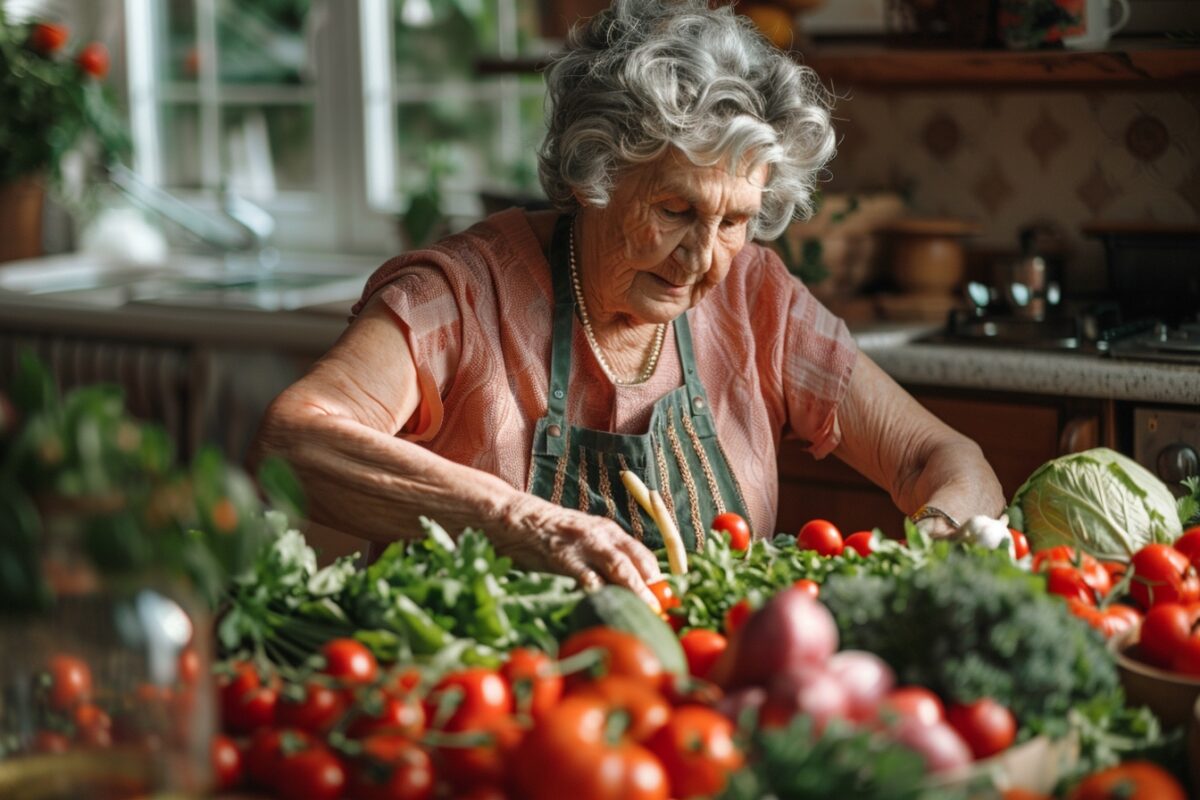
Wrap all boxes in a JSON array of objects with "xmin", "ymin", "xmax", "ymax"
[{"xmin": 853, "ymin": 323, "xmax": 1200, "ymax": 406}]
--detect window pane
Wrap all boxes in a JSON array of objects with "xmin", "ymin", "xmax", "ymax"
[
  {"xmin": 162, "ymin": 0, "xmax": 199, "ymax": 82},
  {"xmin": 392, "ymin": 0, "xmax": 490, "ymax": 84},
  {"xmin": 159, "ymin": 103, "xmax": 204, "ymax": 188},
  {"xmin": 221, "ymin": 105, "xmax": 315, "ymax": 196},
  {"xmin": 216, "ymin": 0, "xmax": 314, "ymax": 85}
]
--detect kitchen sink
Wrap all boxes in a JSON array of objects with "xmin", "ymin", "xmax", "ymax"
[{"xmin": 0, "ymin": 252, "xmax": 379, "ymax": 311}]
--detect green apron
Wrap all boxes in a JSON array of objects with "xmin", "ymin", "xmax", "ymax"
[{"xmin": 527, "ymin": 215, "xmax": 751, "ymax": 551}]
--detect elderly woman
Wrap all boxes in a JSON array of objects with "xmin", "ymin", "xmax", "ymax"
[{"xmin": 253, "ymin": 0, "xmax": 1004, "ymax": 609}]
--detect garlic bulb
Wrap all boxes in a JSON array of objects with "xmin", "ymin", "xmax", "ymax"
[{"xmin": 957, "ymin": 514, "xmax": 1016, "ymax": 559}]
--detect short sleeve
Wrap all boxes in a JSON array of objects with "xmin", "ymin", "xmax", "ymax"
[
  {"xmin": 370, "ymin": 263, "xmax": 463, "ymax": 442},
  {"xmin": 777, "ymin": 258, "xmax": 858, "ymax": 458}
]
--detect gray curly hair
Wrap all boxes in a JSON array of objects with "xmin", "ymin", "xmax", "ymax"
[{"xmin": 538, "ymin": 0, "xmax": 836, "ymax": 240}]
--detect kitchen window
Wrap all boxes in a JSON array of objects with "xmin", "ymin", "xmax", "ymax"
[{"xmin": 123, "ymin": 0, "xmax": 549, "ymax": 254}]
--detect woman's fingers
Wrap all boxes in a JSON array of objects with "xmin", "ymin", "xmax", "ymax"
[
  {"xmin": 587, "ymin": 542, "xmax": 661, "ymax": 611},
  {"xmin": 614, "ymin": 533, "xmax": 664, "ymax": 584}
]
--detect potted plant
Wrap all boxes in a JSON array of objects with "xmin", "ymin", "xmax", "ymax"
[{"xmin": 0, "ymin": 10, "xmax": 129, "ymax": 263}]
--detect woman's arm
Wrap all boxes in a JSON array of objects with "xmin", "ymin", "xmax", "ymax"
[
  {"xmin": 832, "ymin": 351, "xmax": 1006, "ymax": 535},
  {"xmin": 250, "ymin": 296, "xmax": 663, "ymax": 603}
]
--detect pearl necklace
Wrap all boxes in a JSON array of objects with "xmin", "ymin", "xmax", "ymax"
[{"xmin": 568, "ymin": 222, "xmax": 667, "ymax": 386}]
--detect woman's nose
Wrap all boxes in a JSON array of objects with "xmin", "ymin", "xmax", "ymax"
[{"xmin": 678, "ymin": 222, "xmax": 718, "ymax": 273}]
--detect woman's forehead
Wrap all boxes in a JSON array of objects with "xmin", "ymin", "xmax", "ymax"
[{"xmin": 628, "ymin": 153, "xmax": 768, "ymax": 212}]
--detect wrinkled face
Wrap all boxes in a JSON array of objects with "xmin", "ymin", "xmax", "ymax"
[{"xmin": 579, "ymin": 149, "xmax": 769, "ymax": 325}]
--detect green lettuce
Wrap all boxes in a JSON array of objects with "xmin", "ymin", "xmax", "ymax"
[{"xmin": 1007, "ymin": 448, "xmax": 1182, "ymax": 560}]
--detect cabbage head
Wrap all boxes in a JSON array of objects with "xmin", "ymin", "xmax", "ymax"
[{"xmin": 1007, "ymin": 448, "xmax": 1182, "ymax": 560}]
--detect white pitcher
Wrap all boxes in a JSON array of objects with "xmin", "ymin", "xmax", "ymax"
[{"xmin": 1063, "ymin": 0, "xmax": 1132, "ymax": 50}]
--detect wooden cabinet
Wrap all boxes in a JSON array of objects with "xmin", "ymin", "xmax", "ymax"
[{"xmin": 776, "ymin": 388, "xmax": 1112, "ymax": 538}]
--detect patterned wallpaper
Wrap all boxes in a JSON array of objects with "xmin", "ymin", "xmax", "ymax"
[{"xmin": 823, "ymin": 89, "xmax": 1200, "ymax": 292}]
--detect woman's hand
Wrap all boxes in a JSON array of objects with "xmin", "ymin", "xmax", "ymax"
[{"xmin": 494, "ymin": 492, "xmax": 665, "ymax": 611}]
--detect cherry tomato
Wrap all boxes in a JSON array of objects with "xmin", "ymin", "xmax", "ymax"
[
  {"xmin": 792, "ymin": 578, "xmax": 820, "ymax": 599},
  {"xmin": 31, "ymin": 730, "xmax": 70, "ymax": 754},
  {"xmin": 75, "ymin": 42, "xmax": 109, "ymax": 78},
  {"xmin": 437, "ymin": 712, "xmax": 525, "ymax": 791},
  {"xmin": 570, "ymin": 675, "xmax": 671, "ymax": 742},
  {"xmin": 1033, "ymin": 547, "xmax": 1112, "ymax": 598},
  {"xmin": 723, "ymin": 598, "xmax": 753, "ymax": 637},
  {"xmin": 1045, "ymin": 565, "xmax": 1096, "ymax": 606},
  {"xmin": 177, "ymin": 648, "xmax": 200, "ymax": 685},
  {"xmin": 798, "ymin": 519, "xmax": 844, "ymax": 557},
  {"xmin": 45, "ymin": 654, "xmax": 93, "ymax": 711},
  {"xmin": 1009, "ymin": 529, "xmax": 1030, "ymax": 560},
  {"xmin": 1066, "ymin": 600, "xmax": 1141, "ymax": 640},
  {"xmin": 1136, "ymin": 602, "xmax": 1199, "ymax": 668},
  {"xmin": 711, "ymin": 512, "xmax": 751, "ymax": 551},
  {"xmin": 500, "ymin": 648, "xmax": 563, "ymax": 723},
  {"xmin": 1174, "ymin": 527, "xmax": 1200, "ymax": 568},
  {"xmin": 321, "ymin": 638, "xmax": 379, "ymax": 686},
  {"xmin": 275, "ymin": 744, "xmax": 346, "ymax": 800},
  {"xmin": 646, "ymin": 705, "xmax": 744, "ymax": 799},
  {"xmin": 245, "ymin": 728, "xmax": 314, "ymax": 790},
  {"xmin": 648, "ymin": 580, "xmax": 681, "ymax": 615},
  {"xmin": 28, "ymin": 22, "xmax": 68, "ymax": 54},
  {"xmin": 218, "ymin": 662, "xmax": 278, "ymax": 734},
  {"xmin": 72, "ymin": 703, "xmax": 112, "ymax": 745},
  {"xmin": 880, "ymin": 686, "xmax": 945, "ymax": 727},
  {"xmin": 276, "ymin": 681, "xmax": 347, "ymax": 734},
  {"xmin": 945, "ymin": 698, "xmax": 1016, "ymax": 760},
  {"xmin": 348, "ymin": 734, "xmax": 435, "ymax": 800},
  {"xmin": 558, "ymin": 627, "xmax": 665, "ymax": 689},
  {"xmin": 346, "ymin": 691, "xmax": 426, "ymax": 739},
  {"xmin": 211, "ymin": 734, "xmax": 243, "ymax": 792},
  {"xmin": 1129, "ymin": 544, "xmax": 1200, "ymax": 610},
  {"xmin": 424, "ymin": 668, "xmax": 512, "ymax": 731},
  {"xmin": 679, "ymin": 629, "xmax": 727, "ymax": 680},
  {"xmin": 1068, "ymin": 760, "xmax": 1187, "ymax": 800},
  {"xmin": 843, "ymin": 531, "xmax": 875, "ymax": 557}
]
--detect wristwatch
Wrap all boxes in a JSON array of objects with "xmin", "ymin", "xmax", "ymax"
[{"xmin": 908, "ymin": 505, "xmax": 961, "ymax": 531}]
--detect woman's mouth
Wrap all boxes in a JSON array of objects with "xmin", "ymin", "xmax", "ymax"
[{"xmin": 649, "ymin": 273, "xmax": 691, "ymax": 295}]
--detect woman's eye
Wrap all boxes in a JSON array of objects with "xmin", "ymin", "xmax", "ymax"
[{"xmin": 660, "ymin": 205, "xmax": 690, "ymax": 219}]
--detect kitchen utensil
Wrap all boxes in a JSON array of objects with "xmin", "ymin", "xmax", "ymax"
[
  {"xmin": 1063, "ymin": 0, "xmax": 1131, "ymax": 50},
  {"xmin": 883, "ymin": 217, "xmax": 980, "ymax": 295}
]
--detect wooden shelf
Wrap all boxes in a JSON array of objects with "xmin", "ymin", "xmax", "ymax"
[{"xmin": 476, "ymin": 40, "xmax": 1200, "ymax": 88}]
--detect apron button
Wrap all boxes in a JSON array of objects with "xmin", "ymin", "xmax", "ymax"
[
  {"xmin": 553, "ymin": 389, "xmax": 564, "ymax": 399},
  {"xmin": 548, "ymin": 424, "xmax": 562, "ymax": 437},
  {"xmin": 692, "ymin": 396, "xmax": 705, "ymax": 412}
]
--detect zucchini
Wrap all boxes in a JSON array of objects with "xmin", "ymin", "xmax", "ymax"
[{"xmin": 567, "ymin": 584, "xmax": 688, "ymax": 676}]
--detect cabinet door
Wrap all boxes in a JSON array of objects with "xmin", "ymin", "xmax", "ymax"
[{"xmin": 776, "ymin": 392, "xmax": 1068, "ymax": 538}]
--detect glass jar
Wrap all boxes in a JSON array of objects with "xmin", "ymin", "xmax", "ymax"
[{"xmin": 0, "ymin": 497, "xmax": 216, "ymax": 799}]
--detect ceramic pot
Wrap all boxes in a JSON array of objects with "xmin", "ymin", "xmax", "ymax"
[{"xmin": 0, "ymin": 174, "xmax": 45, "ymax": 264}]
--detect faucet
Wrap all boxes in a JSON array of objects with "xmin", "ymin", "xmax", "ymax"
[{"xmin": 106, "ymin": 164, "xmax": 276, "ymax": 267}]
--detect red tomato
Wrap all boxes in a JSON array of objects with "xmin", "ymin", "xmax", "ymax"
[
  {"xmin": 648, "ymin": 580, "xmax": 681, "ymax": 615},
  {"xmin": 646, "ymin": 705, "xmax": 744, "ymax": 799},
  {"xmin": 322, "ymin": 638, "xmax": 379, "ymax": 686},
  {"xmin": 570, "ymin": 675, "xmax": 671, "ymax": 742},
  {"xmin": 1009, "ymin": 529, "xmax": 1030, "ymax": 560},
  {"xmin": 1136, "ymin": 602, "xmax": 1200, "ymax": 669},
  {"xmin": 31, "ymin": 730, "xmax": 70, "ymax": 754},
  {"xmin": 1045, "ymin": 565, "xmax": 1096, "ymax": 606},
  {"xmin": 1066, "ymin": 600, "xmax": 1141, "ymax": 640},
  {"xmin": 1174, "ymin": 528, "xmax": 1200, "ymax": 567},
  {"xmin": 437, "ymin": 712, "xmax": 525, "ymax": 791},
  {"xmin": 177, "ymin": 648, "xmax": 200, "ymax": 686},
  {"xmin": 346, "ymin": 692, "xmax": 426, "ymax": 739},
  {"xmin": 276, "ymin": 681, "xmax": 347, "ymax": 734},
  {"xmin": 210, "ymin": 734, "xmax": 243, "ymax": 792},
  {"xmin": 798, "ymin": 519, "xmax": 844, "ymax": 557},
  {"xmin": 72, "ymin": 703, "xmax": 112, "ymax": 745},
  {"xmin": 75, "ymin": 42, "xmax": 109, "ymax": 78},
  {"xmin": 792, "ymin": 578, "xmax": 820, "ymax": 599},
  {"xmin": 558, "ymin": 627, "xmax": 665, "ymax": 689},
  {"xmin": 711, "ymin": 512, "xmax": 751, "ymax": 551},
  {"xmin": 244, "ymin": 728, "xmax": 314, "ymax": 789},
  {"xmin": 218, "ymin": 663, "xmax": 278, "ymax": 734},
  {"xmin": 348, "ymin": 734, "xmax": 435, "ymax": 800},
  {"xmin": 945, "ymin": 698, "xmax": 1017, "ymax": 760},
  {"xmin": 28, "ymin": 22, "xmax": 68, "ymax": 54},
  {"xmin": 1033, "ymin": 547, "xmax": 1112, "ymax": 598},
  {"xmin": 45, "ymin": 654, "xmax": 93, "ymax": 711},
  {"xmin": 511, "ymin": 694, "xmax": 670, "ymax": 800},
  {"xmin": 880, "ymin": 686, "xmax": 945, "ymax": 727},
  {"xmin": 679, "ymin": 629, "xmax": 727, "ymax": 680},
  {"xmin": 1129, "ymin": 544, "xmax": 1200, "ymax": 610},
  {"xmin": 843, "ymin": 531, "xmax": 876, "ymax": 557},
  {"xmin": 1170, "ymin": 622, "xmax": 1200, "ymax": 677},
  {"xmin": 501, "ymin": 648, "xmax": 563, "ymax": 723},
  {"xmin": 1067, "ymin": 760, "xmax": 1187, "ymax": 800},
  {"xmin": 275, "ymin": 744, "xmax": 346, "ymax": 800},
  {"xmin": 425, "ymin": 668, "xmax": 512, "ymax": 731},
  {"xmin": 722, "ymin": 598, "xmax": 753, "ymax": 637}
]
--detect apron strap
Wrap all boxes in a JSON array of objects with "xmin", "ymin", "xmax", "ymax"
[
  {"xmin": 672, "ymin": 311, "xmax": 717, "ymax": 439},
  {"xmin": 546, "ymin": 214, "xmax": 576, "ymax": 424}
]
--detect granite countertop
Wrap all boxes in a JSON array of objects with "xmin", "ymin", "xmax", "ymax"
[{"xmin": 852, "ymin": 323, "xmax": 1200, "ymax": 405}]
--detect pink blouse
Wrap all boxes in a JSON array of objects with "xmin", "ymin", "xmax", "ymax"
[{"xmin": 351, "ymin": 208, "xmax": 858, "ymax": 537}]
